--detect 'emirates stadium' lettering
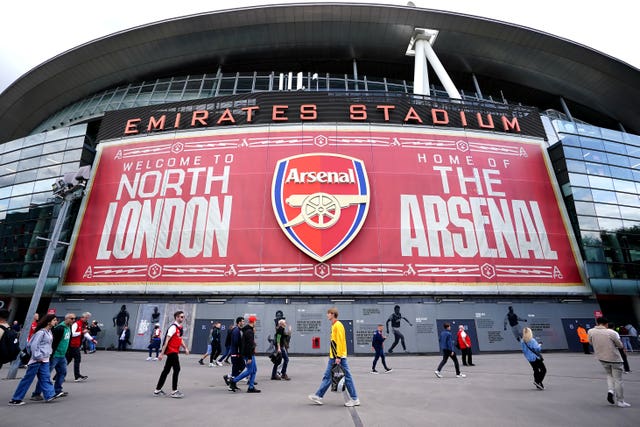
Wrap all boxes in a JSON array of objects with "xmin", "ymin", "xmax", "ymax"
[
  {"xmin": 122, "ymin": 104, "xmax": 521, "ymax": 135},
  {"xmin": 96, "ymin": 166, "xmax": 232, "ymax": 259}
]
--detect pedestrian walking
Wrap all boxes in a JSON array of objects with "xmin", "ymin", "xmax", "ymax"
[
  {"xmin": 118, "ymin": 325, "xmax": 131, "ymax": 351},
  {"xmin": 223, "ymin": 317, "xmax": 245, "ymax": 390},
  {"xmin": 271, "ymin": 318, "xmax": 291, "ymax": 380},
  {"xmin": 147, "ymin": 324, "xmax": 162, "ymax": 360},
  {"xmin": 457, "ymin": 324, "xmax": 474, "ymax": 366},
  {"xmin": 217, "ymin": 323, "xmax": 234, "ymax": 365},
  {"xmin": 199, "ymin": 321, "xmax": 222, "ymax": 366},
  {"xmin": 308, "ymin": 307, "xmax": 360, "ymax": 407},
  {"xmin": 521, "ymin": 327, "xmax": 546, "ymax": 390},
  {"xmin": 153, "ymin": 310, "xmax": 190, "ymax": 398},
  {"xmin": 30, "ymin": 313, "xmax": 75, "ymax": 400},
  {"xmin": 66, "ymin": 312, "xmax": 96, "ymax": 382},
  {"xmin": 88, "ymin": 320, "xmax": 101, "ymax": 353},
  {"xmin": 228, "ymin": 316, "xmax": 260, "ymax": 393},
  {"xmin": 588, "ymin": 317, "xmax": 630, "ymax": 407},
  {"xmin": 435, "ymin": 323, "xmax": 466, "ymax": 379},
  {"xmin": 8, "ymin": 314, "xmax": 63, "ymax": 405},
  {"xmin": 576, "ymin": 324, "xmax": 590, "ymax": 354},
  {"xmin": 371, "ymin": 324, "xmax": 392, "ymax": 374}
]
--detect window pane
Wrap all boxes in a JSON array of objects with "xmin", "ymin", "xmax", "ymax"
[
  {"xmin": 588, "ymin": 176, "xmax": 613, "ymax": 189},
  {"xmin": 574, "ymin": 201, "xmax": 596, "ymax": 216},
  {"xmin": 595, "ymin": 204, "xmax": 620, "ymax": 218},
  {"xmin": 591, "ymin": 189, "xmax": 616, "ymax": 204}
]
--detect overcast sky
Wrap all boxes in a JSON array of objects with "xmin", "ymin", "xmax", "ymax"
[{"xmin": 1, "ymin": 1, "xmax": 637, "ymax": 93}]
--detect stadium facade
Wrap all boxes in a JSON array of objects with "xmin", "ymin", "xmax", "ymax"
[{"xmin": 0, "ymin": 3, "xmax": 638, "ymax": 354}]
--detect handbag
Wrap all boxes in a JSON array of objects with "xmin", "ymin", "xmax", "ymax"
[
  {"xmin": 269, "ymin": 351, "xmax": 282, "ymax": 366},
  {"xmin": 330, "ymin": 363, "xmax": 345, "ymax": 392}
]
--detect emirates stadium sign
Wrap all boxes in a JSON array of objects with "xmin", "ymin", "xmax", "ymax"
[{"xmin": 63, "ymin": 125, "xmax": 587, "ymax": 294}]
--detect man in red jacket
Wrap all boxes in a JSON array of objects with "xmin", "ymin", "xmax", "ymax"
[
  {"xmin": 66, "ymin": 312, "xmax": 97, "ymax": 382},
  {"xmin": 154, "ymin": 310, "xmax": 190, "ymax": 398}
]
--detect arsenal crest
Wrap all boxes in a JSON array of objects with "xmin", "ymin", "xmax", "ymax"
[{"xmin": 272, "ymin": 153, "xmax": 370, "ymax": 262}]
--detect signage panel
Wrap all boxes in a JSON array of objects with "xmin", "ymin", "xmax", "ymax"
[{"xmin": 63, "ymin": 125, "xmax": 586, "ymax": 293}]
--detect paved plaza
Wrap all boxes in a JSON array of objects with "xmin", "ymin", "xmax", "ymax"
[{"xmin": 1, "ymin": 351, "xmax": 638, "ymax": 427}]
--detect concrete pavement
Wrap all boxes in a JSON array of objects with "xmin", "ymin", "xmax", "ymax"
[{"xmin": 1, "ymin": 351, "xmax": 638, "ymax": 427}]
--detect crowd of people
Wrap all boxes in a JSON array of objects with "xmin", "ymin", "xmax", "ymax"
[{"xmin": 1, "ymin": 306, "xmax": 636, "ymax": 409}]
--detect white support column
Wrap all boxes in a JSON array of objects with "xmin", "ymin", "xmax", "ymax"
[
  {"xmin": 413, "ymin": 38, "xmax": 429, "ymax": 96},
  {"xmin": 422, "ymin": 41, "xmax": 461, "ymax": 100},
  {"xmin": 407, "ymin": 28, "xmax": 461, "ymax": 100}
]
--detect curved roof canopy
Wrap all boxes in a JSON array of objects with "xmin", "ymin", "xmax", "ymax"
[{"xmin": 1, "ymin": 3, "xmax": 639, "ymax": 142}]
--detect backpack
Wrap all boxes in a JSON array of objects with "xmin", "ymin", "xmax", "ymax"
[{"xmin": 0, "ymin": 325, "xmax": 21, "ymax": 364}]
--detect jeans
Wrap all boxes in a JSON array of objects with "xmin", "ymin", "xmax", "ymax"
[
  {"xmin": 218, "ymin": 346, "xmax": 231, "ymax": 362},
  {"xmin": 372, "ymin": 347, "xmax": 389, "ymax": 370},
  {"xmin": 272, "ymin": 348, "xmax": 289, "ymax": 377},
  {"xmin": 234, "ymin": 355, "xmax": 257, "ymax": 388},
  {"xmin": 436, "ymin": 349, "xmax": 461, "ymax": 375},
  {"xmin": 12, "ymin": 362, "xmax": 55, "ymax": 401},
  {"xmin": 156, "ymin": 353, "xmax": 181, "ymax": 391},
  {"xmin": 88, "ymin": 336, "xmax": 97, "ymax": 352},
  {"xmin": 66, "ymin": 346, "xmax": 83, "ymax": 379},
  {"xmin": 33, "ymin": 356, "xmax": 67, "ymax": 396},
  {"xmin": 529, "ymin": 358, "xmax": 547, "ymax": 384},
  {"xmin": 600, "ymin": 361, "xmax": 624, "ymax": 401},
  {"xmin": 315, "ymin": 358, "xmax": 357, "ymax": 400},
  {"xmin": 148, "ymin": 338, "xmax": 161, "ymax": 357}
]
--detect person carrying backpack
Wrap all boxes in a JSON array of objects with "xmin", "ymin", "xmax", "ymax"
[{"xmin": 0, "ymin": 309, "xmax": 21, "ymax": 368}]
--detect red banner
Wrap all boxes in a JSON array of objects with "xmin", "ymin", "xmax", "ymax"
[{"xmin": 63, "ymin": 126, "xmax": 586, "ymax": 293}]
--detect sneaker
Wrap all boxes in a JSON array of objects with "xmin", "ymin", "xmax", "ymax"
[
  {"xmin": 434, "ymin": 371, "xmax": 442, "ymax": 378},
  {"xmin": 170, "ymin": 390, "xmax": 184, "ymax": 399},
  {"xmin": 229, "ymin": 380, "xmax": 239, "ymax": 392},
  {"xmin": 370, "ymin": 369, "xmax": 379, "ymax": 374},
  {"xmin": 153, "ymin": 390, "xmax": 166, "ymax": 397},
  {"xmin": 607, "ymin": 391, "xmax": 615, "ymax": 404},
  {"xmin": 616, "ymin": 401, "xmax": 631, "ymax": 408},
  {"xmin": 57, "ymin": 391, "xmax": 69, "ymax": 397},
  {"xmin": 247, "ymin": 387, "xmax": 261, "ymax": 393},
  {"xmin": 216, "ymin": 361, "xmax": 223, "ymax": 366},
  {"xmin": 456, "ymin": 373, "xmax": 467, "ymax": 378},
  {"xmin": 281, "ymin": 373, "xmax": 291, "ymax": 381},
  {"xmin": 146, "ymin": 357, "xmax": 153, "ymax": 361},
  {"xmin": 271, "ymin": 375, "xmax": 281, "ymax": 380},
  {"xmin": 198, "ymin": 359, "xmax": 204, "ymax": 365},
  {"xmin": 45, "ymin": 393, "xmax": 62, "ymax": 403},
  {"xmin": 534, "ymin": 382, "xmax": 544, "ymax": 390},
  {"xmin": 8, "ymin": 400, "xmax": 25, "ymax": 406},
  {"xmin": 308, "ymin": 394, "xmax": 323, "ymax": 405},
  {"xmin": 209, "ymin": 363, "xmax": 215, "ymax": 367},
  {"xmin": 30, "ymin": 395, "xmax": 44, "ymax": 401},
  {"xmin": 388, "ymin": 349, "xmax": 393, "ymax": 354},
  {"xmin": 223, "ymin": 375, "xmax": 230, "ymax": 386},
  {"xmin": 153, "ymin": 357, "xmax": 158, "ymax": 361},
  {"xmin": 469, "ymin": 363, "xmax": 476, "ymax": 366},
  {"xmin": 345, "ymin": 399, "xmax": 361, "ymax": 407},
  {"xmin": 384, "ymin": 368, "xmax": 393, "ymax": 373},
  {"xmin": 74, "ymin": 375, "xmax": 88, "ymax": 382}
]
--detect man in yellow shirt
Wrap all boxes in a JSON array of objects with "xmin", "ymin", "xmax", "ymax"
[{"xmin": 308, "ymin": 307, "xmax": 360, "ymax": 407}]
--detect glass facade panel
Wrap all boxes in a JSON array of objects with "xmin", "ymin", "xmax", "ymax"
[
  {"xmin": 591, "ymin": 189, "xmax": 616, "ymax": 204},
  {"xmin": 588, "ymin": 175, "xmax": 613, "ymax": 189},
  {"xmin": 577, "ymin": 215, "xmax": 599, "ymax": 230},
  {"xmin": 572, "ymin": 187, "xmax": 592, "ymax": 201},
  {"xmin": 574, "ymin": 201, "xmax": 596, "ymax": 216}
]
